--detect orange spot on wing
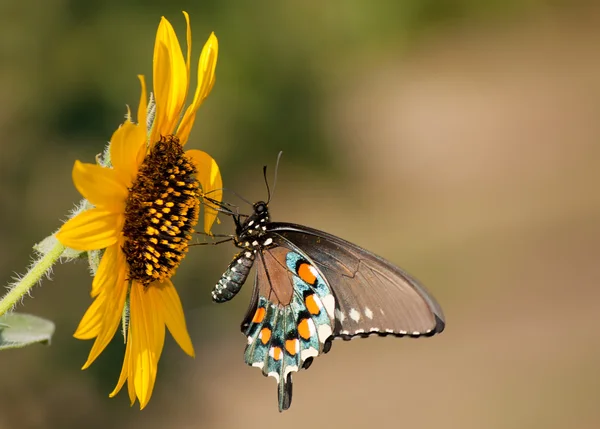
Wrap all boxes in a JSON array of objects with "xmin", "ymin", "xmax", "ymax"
[
  {"xmin": 285, "ymin": 339, "xmax": 298, "ymax": 355},
  {"xmin": 260, "ymin": 327, "xmax": 271, "ymax": 344},
  {"xmin": 272, "ymin": 347, "xmax": 283, "ymax": 361},
  {"xmin": 305, "ymin": 294, "xmax": 320, "ymax": 315},
  {"xmin": 252, "ymin": 307, "xmax": 266, "ymax": 324},
  {"xmin": 298, "ymin": 319, "xmax": 311, "ymax": 340},
  {"xmin": 297, "ymin": 263, "xmax": 317, "ymax": 285}
]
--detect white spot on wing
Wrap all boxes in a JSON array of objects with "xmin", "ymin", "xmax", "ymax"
[
  {"xmin": 317, "ymin": 324, "xmax": 332, "ymax": 343},
  {"xmin": 263, "ymin": 238, "xmax": 273, "ymax": 246},
  {"xmin": 248, "ymin": 220, "xmax": 254, "ymax": 226},
  {"xmin": 349, "ymin": 308, "xmax": 361, "ymax": 322},
  {"xmin": 312, "ymin": 294, "xmax": 324, "ymax": 311},
  {"xmin": 322, "ymin": 294, "xmax": 336, "ymax": 319},
  {"xmin": 284, "ymin": 365, "xmax": 299, "ymax": 378},
  {"xmin": 300, "ymin": 347, "xmax": 318, "ymax": 362},
  {"xmin": 252, "ymin": 361, "xmax": 264, "ymax": 370},
  {"xmin": 335, "ymin": 309, "xmax": 345, "ymax": 322},
  {"xmin": 307, "ymin": 318, "xmax": 316, "ymax": 337},
  {"xmin": 252, "ymin": 240, "xmax": 259, "ymax": 246},
  {"xmin": 354, "ymin": 329, "xmax": 365, "ymax": 334},
  {"xmin": 247, "ymin": 336, "xmax": 254, "ymax": 345},
  {"xmin": 364, "ymin": 307, "xmax": 373, "ymax": 319},
  {"xmin": 268, "ymin": 371, "xmax": 280, "ymax": 383}
]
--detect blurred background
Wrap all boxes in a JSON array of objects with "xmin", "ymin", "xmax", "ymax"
[{"xmin": 1, "ymin": 0, "xmax": 600, "ymax": 428}]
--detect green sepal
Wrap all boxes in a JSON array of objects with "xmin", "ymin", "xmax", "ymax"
[
  {"xmin": 35, "ymin": 234, "xmax": 86, "ymax": 260},
  {"xmin": 121, "ymin": 294, "xmax": 130, "ymax": 342}
]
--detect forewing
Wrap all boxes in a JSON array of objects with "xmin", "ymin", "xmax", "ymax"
[{"xmin": 269, "ymin": 223, "xmax": 445, "ymax": 339}]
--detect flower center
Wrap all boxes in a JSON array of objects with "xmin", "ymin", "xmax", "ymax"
[{"xmin": 122, "ymin": 135, "xmax": 199, "ymax": 285}]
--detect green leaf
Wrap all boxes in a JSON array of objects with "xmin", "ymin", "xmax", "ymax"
[{"xmin": 0, "ymin": 313, "xmax": 55, "ymax": 350}]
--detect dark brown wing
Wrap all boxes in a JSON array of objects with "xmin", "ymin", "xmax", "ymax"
[{"xmin": 268, "ymin": 222, "xmax": 445, "ymax": 339}]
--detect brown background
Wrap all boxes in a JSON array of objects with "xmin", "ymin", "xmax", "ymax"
[{"xmin": 0, "ymin": 1, "xmax": 599, "ymax": 428}]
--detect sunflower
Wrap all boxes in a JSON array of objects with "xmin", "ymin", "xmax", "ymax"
[{"xmin": 56, "ymin": 12, "xmax": 221, "ymax": 409}]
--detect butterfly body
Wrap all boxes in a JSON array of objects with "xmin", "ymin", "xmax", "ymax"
[
  {"xmin": 212, "ymin": 201, "xmax": 445, "ymax": 411},
  {"xmin": 211, "ymin": 202, "xmax": 270, "ymax": 303}
]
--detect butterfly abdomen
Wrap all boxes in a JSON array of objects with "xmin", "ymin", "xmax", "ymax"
[{"xmin": 212, "ymin": 251, "xmax": 255, "ymax": 303}]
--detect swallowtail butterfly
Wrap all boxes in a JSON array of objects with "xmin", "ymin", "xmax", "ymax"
[{"xmin": 208, "ymin": 193, "xmax": 445, "ymax": 411}]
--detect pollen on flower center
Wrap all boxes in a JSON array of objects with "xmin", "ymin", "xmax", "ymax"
[{"xmin": 122, "ymin": 135, "xmax": 200, "ymax": 285}]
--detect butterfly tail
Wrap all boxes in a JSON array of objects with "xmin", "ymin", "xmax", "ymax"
[
  {"xmin": 278, "ymin": 307, "xmax": 300, "ymax": 411},
  {"xmin": 278, "ymin": 373, "xmax": 293, "ymax": 412}
]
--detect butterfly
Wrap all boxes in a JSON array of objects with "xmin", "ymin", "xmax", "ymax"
[{"xmin": 205, "ymin": 184, "xmax": 445, "ymax": 411}]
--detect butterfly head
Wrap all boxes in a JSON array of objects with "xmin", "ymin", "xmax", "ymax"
[
  {"xmin": 253, "ymin": 201, "xmax": 268, "ymax": 216},
  {"xmin": 234, "ymin": 201, "xmax": 271, "ymax": 247}
]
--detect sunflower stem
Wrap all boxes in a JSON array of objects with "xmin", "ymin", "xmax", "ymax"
[{"xmin": 0, "ymin": 241, "xmax": 66, "ymax": 316}]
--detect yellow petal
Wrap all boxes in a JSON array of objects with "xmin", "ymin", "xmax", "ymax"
[
  {"xmin": 57, "ymin": 208, "xmax": 122, "ymax": 251},
  {"xmin": 73, "ymin": 291, "xmax": 106, "ymax": 340},
  {"xmin": 75, "ymin": 245, "xmax": 122, "ymax": 339},
  {"xmin": 109, "ymin": 329, "xmax": 132, "ymax": 400},
  {"xmin": 185, "ymin": 149, "xmax": 222, "ymax": 233},
  {"xmin": 81, "ymin": 268, "xmax": 128, "ymax": 370},
  {"xmin": 177, "ymin": 32, "xmax": 219, "ymax": 145},
  {"xmin": 110, "ymin": 80, "xmax": 148, "ymax": 183},
  {"xmin": 130, "ymin": 282, "xmax": 165, "ymax": 409},
  {"xmin": 110, "ymin": 121, "xmax": 146, "ymax": 184},
  {"xmin": 137, "ymin": 75, "xmax": 148, "ymax": 130},
  {"xmin": 72, "ymin": 161, "xmax": 127, "ymax": 212},
  {"xmin": 151, "ymin": 16, "xmax": 188, "ymax": 146},
  {"xmin": 153, "ymin": 279, "xmax": 194, "ymax": 357},
  {"xmin": 183, "ymin": 12, "xmax": 192, "ymax": 97},
  {"xmin": 127, "ymin": 337, "xmax": 136, "ymax": 406},
  {"xmin": 91, "ymin": 244, "xmax": 120, "ymax": 298},
  {"xmin": 151, "ymin": 290, "xmax": 166, "ymax": 363}
]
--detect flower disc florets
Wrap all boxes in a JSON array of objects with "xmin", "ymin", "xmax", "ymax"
[{"xmin": 122, "ymin": 135, "xmax": 200, "ymax": 285}]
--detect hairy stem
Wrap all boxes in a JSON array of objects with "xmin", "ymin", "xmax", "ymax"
[{"xmin": 0, "ymin": 241, "xmax": 66, "ymax": 316}]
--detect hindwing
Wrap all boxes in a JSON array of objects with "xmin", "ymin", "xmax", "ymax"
[{"xmin": 242, "ymin": 243, "xmax": 335, "ymax": 411}]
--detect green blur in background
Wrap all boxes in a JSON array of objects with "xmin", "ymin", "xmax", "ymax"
[{"xmin": 1, "ymin": 0, "xmax": 600, "ymax": 428}]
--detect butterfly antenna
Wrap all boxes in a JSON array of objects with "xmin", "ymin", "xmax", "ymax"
[
  {"xmin": 263, "ymin": 165, "xmax": 271, "ymax": 204},
  {"xmin": 265, "ymin": 151, "xmax": 283, "ymax": 205},
  {"xmin": 271, "ymin": 151, "xmax": 283, "ymax": 203}
]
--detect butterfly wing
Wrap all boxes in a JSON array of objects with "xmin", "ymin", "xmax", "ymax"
[
  {"xmin": 268, "ymin": 222, "xmax": 445, "ymax": 339},
  {"xmin": 238, "ymin": 223, "xmax": 445, "ymax": 411},
  {"xmin": 241, "ymin": 244, "xmax": 336, "ymax": 411}
]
